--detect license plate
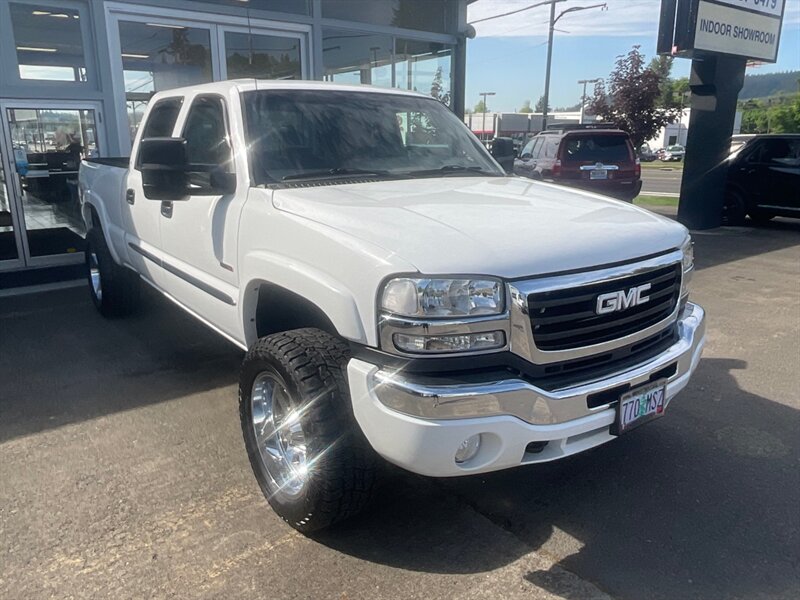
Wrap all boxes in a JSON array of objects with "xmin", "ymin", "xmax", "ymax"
[
  {"xmin": 590, "ymin": 169, "xmax": 608, "ymax": 180},
  {"xmin": 612, "ymin": 380, "xmax": 667, "ymax": 435}
]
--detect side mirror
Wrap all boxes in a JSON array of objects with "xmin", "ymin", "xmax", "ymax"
[
  {"xmin": 490, "ymin": 137, "xmax": 515, "ymax": 174},
  {"xmin": 520, "ymin": 153, "xmax": 532, "ymax": 160},
  {"xmin": 139, "ymin": 137, "xmax": 189, "ymax": 201}
]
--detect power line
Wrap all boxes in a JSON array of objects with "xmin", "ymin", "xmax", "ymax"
[{"xmin": 469, "ymin": 0, "xmax": 567, "ymax": 25}]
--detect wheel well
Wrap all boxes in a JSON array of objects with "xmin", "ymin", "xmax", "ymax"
[{"xmin": 254, "ymin": 284, "xmax": 339, "ymax": 339}]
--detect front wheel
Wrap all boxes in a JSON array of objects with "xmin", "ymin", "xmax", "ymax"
[
  {"xmin": 722, "ymin": 189, "xmax": 747, "ymax": 226},
  {"xmin": 239, "ymin": 328, "xmax": 378, "ymax": 533}
]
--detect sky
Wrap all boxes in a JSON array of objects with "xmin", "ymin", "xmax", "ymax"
[{"xmin": 465, "ymin": 0, "xmax": 800, "ymax": 113}]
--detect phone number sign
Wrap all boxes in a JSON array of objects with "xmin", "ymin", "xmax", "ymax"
[{"xmin": 663, "ymin": 0, "xmax": 786, "ymax": 62}]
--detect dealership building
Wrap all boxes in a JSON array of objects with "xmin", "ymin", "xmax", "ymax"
[{"xmin": 0, "ymin": 0, "xmax": 469, "ymax": 279}]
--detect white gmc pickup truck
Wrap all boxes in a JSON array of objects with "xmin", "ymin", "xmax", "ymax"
[{"xmin": 79, "ymin": 80, "xmax": 705, "ymax": 532}]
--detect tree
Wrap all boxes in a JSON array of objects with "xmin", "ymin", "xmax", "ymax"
[
  {"xmin": 474, "ymin": 99, "xmax": 488, "ymax": 113},
  {"xmin": 518, "ymin": 99, "xmax": 533, "ymax": 113},
  {"xmin": 589, "ymin": 46, "xmax": 681, "ymax": 148},
  {"xmin": 535, "ymin": 95, "xmax": 550, "ymax": 113},
  {"xmin": 429, "ymin": 66, "xmax": 451, "ymax": 106}
]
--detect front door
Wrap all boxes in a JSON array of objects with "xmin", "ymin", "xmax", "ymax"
[{"xmin": 0, "ymin": 101, "xmax": 106, "ymax": 271}]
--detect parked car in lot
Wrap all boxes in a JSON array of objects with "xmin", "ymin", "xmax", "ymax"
[
  {"xmin": 513, "ymin": 126, "xmax": 642, "ymax": 201},
  {"xmin": 723, "ymin": 134, "xmax": 800, "ymax": 224},
  {"xmin": 638, "ymin": 144, "xmax": 658, "ymax": 162},
  {"xmin": 659, "ymin": 145, "xmax": 685, "ymax": 162},
  {"xmin": 79, "ymin": 81, "xmax": 703, "ymax": 532}
]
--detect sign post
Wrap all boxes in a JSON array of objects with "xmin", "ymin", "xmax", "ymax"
[{"xmin": 658, "ymin": 0, "xmax": 786, "ymax": 229}]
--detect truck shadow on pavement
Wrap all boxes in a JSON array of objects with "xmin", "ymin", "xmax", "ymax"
[
  {"xmin": 0, "ymin": 286, "xmax": 243, "ymax": 445},
  {"xmin": 315, "ymin": 357, "xmax": 799, "ymax": 600}
]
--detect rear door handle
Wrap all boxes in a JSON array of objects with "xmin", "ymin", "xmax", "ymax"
[{"xmin": 126, "ymin": 188, "xmax": 135, "ymax": 205}]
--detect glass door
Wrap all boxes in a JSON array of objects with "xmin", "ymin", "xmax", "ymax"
[
  {"xmin": 0, "ymin": 133, "xmax": 25, "ymax": 269},
  {"xmin": 0, "ymin": 101, "xmax": 105, "ymax": 269}
]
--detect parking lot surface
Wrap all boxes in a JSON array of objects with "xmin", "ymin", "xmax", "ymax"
[
  {"xmin": 1, "ymin": 216, "xmax": 798, "ymax": 599},
  {"xmin": 641, "ymin": 167, "xmax": 682, "ymax": 196}
]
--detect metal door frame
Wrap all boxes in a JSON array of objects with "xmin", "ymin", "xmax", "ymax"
[{"xmin": 0, "ymin": 99, "xmax": 107, "ymax": 271}]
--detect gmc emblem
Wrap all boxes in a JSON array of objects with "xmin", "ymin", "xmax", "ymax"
[{"xmin": 596, "ymin": 283, "xmax": 651, "ymax": 315}]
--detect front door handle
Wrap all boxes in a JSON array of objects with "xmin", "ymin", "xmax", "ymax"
[
  {"xmin": 160, "ymin": 201, "xmax": 173, "ymax": 218},
  {"xmin": 126, "ymin": 188, "xmax": 135, "ymax": 205}
]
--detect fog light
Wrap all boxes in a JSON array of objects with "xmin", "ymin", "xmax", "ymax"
[
  {"xmin": 455, "ymin": 434, "xmax": 482, "ymax": 464},
  {"xmin": 393, "ymin": 331, "xmax": 505, "ymax": 354}
]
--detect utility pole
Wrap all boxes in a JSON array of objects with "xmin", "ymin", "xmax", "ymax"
[
  {"xmin": 480, "ymin": 91, "xmax": 495, "ymax": 142},
  {"xmin": 578, "ymin": 78, "xmax": 601, "ymax": 124},
  {"xmin": 541, "ymin": 2, "xmax": 607, "ymax": 131},
  {"xmin": 541, "ymin": 2, "xmax": 558, "ymax": 131}
]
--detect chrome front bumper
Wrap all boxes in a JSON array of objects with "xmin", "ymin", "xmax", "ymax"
[
  {"xmin": 373, "ymin": 303, "xmax": 705, "ymax": 425},
  {"xmin": 348, "ymin": 303, "xmax": 705, "ymax": 477}
]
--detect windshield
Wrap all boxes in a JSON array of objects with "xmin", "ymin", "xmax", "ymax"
[
  {"xmin": 562, "ymin": 135, "xmax": 631, "ymax": 163},
  {"xmin": 242, "ymin": 90, "xmax": 503, "ymax": 184}
]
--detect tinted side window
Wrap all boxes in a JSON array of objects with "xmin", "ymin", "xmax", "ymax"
[
  {"xmin": 544, "ymin": 138, "xmax": 559, "ymax": 159},
  {"xmin": 182, "ymin": 96, "xmax": 231, "ymax": 165},
  {"xmin": 142, "ymin": 98, "xmax": 183, "ymax": 138}
]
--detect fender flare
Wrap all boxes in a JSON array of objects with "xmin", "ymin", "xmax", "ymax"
[
  {"xmin": 239, "ymin": 251, "xmax": 367, "ymax": 348},
  {"xmin": 81, "ymin": 200, "xmax": 123, "ymax": 265}
]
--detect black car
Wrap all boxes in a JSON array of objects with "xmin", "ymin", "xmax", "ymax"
[{"xmin": 724, "ymin": 134, "xmax": 800, "ymax": 224}]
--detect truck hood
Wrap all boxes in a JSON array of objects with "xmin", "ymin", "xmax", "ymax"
[{"xmin": 272, "ymin": 177, "xmax": 687, "ymax": 279}]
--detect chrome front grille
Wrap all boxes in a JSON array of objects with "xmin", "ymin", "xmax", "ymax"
[{"xmin": 526, "ymin": 263, "xmax": 681, "ymax": 351}]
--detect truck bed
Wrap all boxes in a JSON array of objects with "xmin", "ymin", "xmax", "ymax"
[{"xmin": 85, "ymin": 157, "xmax": 129, "ymax": 169}]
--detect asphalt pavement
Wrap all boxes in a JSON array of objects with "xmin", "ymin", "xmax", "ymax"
[
  {"xmin": 641, "ymin": 165, "xmax": 683, "ymax": 196},
  {"xmin": 1, "ymin": 215, "xmax": 798, "ymax": 599}
]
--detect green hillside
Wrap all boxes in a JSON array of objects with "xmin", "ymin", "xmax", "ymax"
[{"xmin": 740, "ymin": 71, "xmax": 800, "ymax": 100}]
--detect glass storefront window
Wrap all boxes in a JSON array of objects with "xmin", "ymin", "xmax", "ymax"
[
  {"xmin": 322, "ymin": 30, "xmax": 392, "ymax": 88},
  {"xmin": 118, "ymin": 21, "xmax": 213, "ymax": 140},
  {"xmin": 225, "ymin": 32, "xmax": 302, "ymax": 80},
  {"xmin": 0, "ymin": 142, "xmax": 18, "ymax": 261},
  {"xmin": 321, "ymin": 0, "xmax": 455, "ymax": 34},
  {"xmin": 10, "ymin": 3, "xmax": 87, "ymax": 82},
  {"xmin": 395, "ymin": 39, "xmax": 452, "ymax": 106},
  {"xmin": 194, "ymin": 0, "xmax": 310, "ymax": 15}
]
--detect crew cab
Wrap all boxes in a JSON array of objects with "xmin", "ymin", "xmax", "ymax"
[
  {"xmin": 514, "ymin": 126, "xmax": 642, "ymax": 201},
  {"xmin": 79, "ymin": 80, "xmax": 705, "ymax": 533}
]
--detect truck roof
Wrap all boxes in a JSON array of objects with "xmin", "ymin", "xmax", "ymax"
[{"xmin": 148, "ymin": 79, "xmax": 432, "ymax": 102}]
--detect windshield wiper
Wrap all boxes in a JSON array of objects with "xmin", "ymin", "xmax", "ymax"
[
  {"xmin": 404, "ymin": 165, "xmax": 499, "ymax": 178},
  {"xmin": 281, "ymin": 168, "xmax": 391, "ymax": 181}
]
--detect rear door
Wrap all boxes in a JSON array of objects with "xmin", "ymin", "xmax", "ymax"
[
  {"xmin": 761, "ymin": 138, "xmax": 800, "ymax": 211},
  {"xmin": 158, "ymin": 93, "xmax": 247, "ymax": 338}
]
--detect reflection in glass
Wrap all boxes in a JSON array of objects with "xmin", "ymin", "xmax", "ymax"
[
  {"xmin": 119, "ymin": 21, "xmax": 212, "ymax": 140},
  {"xmin": 321, "ymin": 0, "xmax": 455, "ymax": 34},
  {"xmin": 10, "ymin": 3, "xmax": 87, "ymax": 82},
  {"xmin": 322, "ymin": 30, "xmax": 392, "ymax": 88},
  {"xmin": 395, "ymin": 39, "xmax": 452, "ymax": 106},
  {"xmin": 193, "ymin": 0, "xmax": 310, "ymax": 15},
  {"xmin": 225, "ymin": 32, "xmax": 301, "ymax": 80},
  {"xmin": 7, "ymin": 108, "xmax": 99, "ymax": 258},
  {"xmin": 0, "ymin": 141, "xmax": 19, "ymax": 261}
]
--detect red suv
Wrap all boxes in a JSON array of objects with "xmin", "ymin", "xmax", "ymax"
[{"xmin": 514, "ymin": 127, "xmax": 642, "ymax": 201}]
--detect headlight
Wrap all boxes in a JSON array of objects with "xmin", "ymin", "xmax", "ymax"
[
  {"xmin": 380, "ymin": 277, "xmax": 504, "ymax": 318},
  {"xmin": 680, "ymin": 236, "xmax": 694, "ymax": 299}
]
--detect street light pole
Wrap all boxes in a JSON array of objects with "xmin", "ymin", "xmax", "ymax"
[
  {"xmin": 541, "ymin": 1, "xmax": 558, "ymax": 131},
  {"xmin": 577, "ymin": 78, "xmax": 601, "ymax": 124},
  {"xmin": 480, "ymin": 91, "xmax": 495, "ymax": 142},
  {"xmin": 541, "ymin": 2, "xmax": 607, "ymax": 131}
]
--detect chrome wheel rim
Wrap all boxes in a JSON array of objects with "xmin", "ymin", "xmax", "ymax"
[
  {"xmin": 89, "ymin": 252, "xmax": 102, "ymax": 302},
  {"xmin": 251, "ymin": 371, "xmax": 308, "ymax": 499}
]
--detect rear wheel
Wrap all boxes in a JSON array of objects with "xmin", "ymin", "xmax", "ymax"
[
  {"xmin": 239, "ymin": 328, "xmax": 377, "ymax": 533},
  {"xmin": 85, "ymin": 227, "xmax": 140, "ymax": 317},
  {"xmin": 722, "ymin": 189, "xmax": 747, "ymax": 226}
]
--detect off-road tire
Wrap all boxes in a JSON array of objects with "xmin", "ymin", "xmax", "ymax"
[
  {"xmin": 85, "ymin": 227, "xmax": 140, "ymax": 317},
  {"xmin": 239, "ymin": 328, "xmax": 377, "ymax": 533}
]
